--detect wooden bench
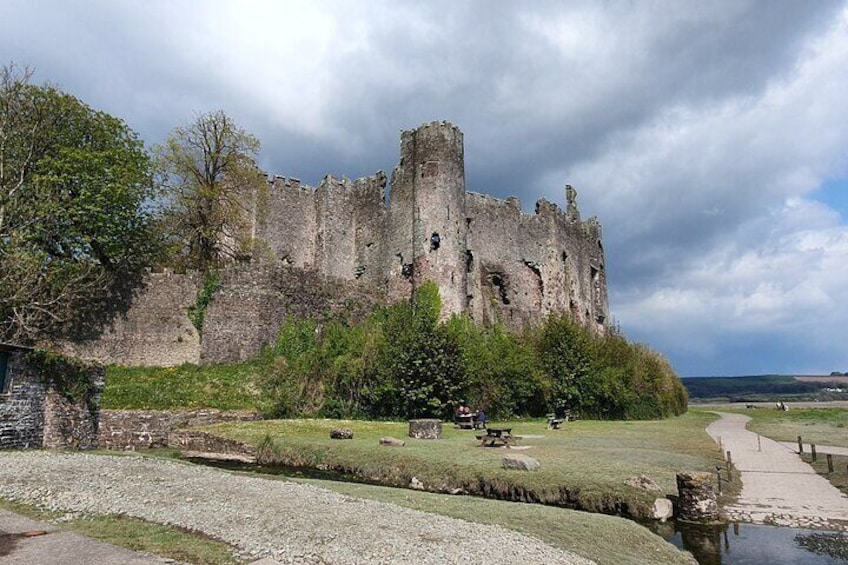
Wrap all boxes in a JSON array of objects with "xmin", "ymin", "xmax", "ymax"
[{"xmin": 477, "ymin": 427, "xmax": 514, "ymax": 448}]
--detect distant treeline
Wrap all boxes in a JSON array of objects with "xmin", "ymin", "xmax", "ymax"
[{"xmin": 682, "ymin": 375, "xmax": 846, "ymax": 401}]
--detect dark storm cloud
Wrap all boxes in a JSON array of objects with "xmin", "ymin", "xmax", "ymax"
[{"xmin": 2, "ymin": 0, "xmax": 847, "ymax": 375}]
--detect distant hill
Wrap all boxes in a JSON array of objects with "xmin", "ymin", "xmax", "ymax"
[{"xmin": 682, "ymin": 375, "xmax": 848, "ymax": 403}]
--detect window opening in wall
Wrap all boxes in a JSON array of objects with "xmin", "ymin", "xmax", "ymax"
[
  {"xmin": 0, "ymin": 352, "xmax": 10, "ymax": 394},
  {"xmin": 487, "ymin": 272, "xmax": 510, "ymax": 305},
  {"xmin": 465, "ymin": 250, "xmax": 473, "ymax": 272},
  {"xmin": 430, "ymin": 232, "xmax": 441, "ymax": 251}
]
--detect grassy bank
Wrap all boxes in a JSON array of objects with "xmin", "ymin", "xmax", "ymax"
[
  {"xmin": 102, "ymin": 363, "xmax": 262, "ymax": 410},
  {"xmin": 710, "ymin": 406, "xmax": 848, "ymax": 449},
  {"xmin": 0, "ymin": 497, "xmax": 240, "ymax": 565},
  {"xmin": 282, "ymin": 475, "xmax": 695, "ymax": 565},
  {"xmin": 201, "ymin": 412, "xmax": 724, "ymax": 519}
]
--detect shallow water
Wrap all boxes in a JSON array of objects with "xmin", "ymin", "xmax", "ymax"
[{"xmin": 655, "ymin": 521, "xmax": 848, "ymax": 564}]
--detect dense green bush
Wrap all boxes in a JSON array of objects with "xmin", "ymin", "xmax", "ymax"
[{"xmin": 255, "ymin": 285, "xmax": 687, "ymax": 421}]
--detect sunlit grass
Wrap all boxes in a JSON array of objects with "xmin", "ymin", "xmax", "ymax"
[{"xmin": 202, "ymin": 412, "xmax": 723, "ymax": 517}]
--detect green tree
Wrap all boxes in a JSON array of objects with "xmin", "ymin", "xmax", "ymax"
[
  {"xmin": 366, "ymin": 283, "xmax": 469, "ymax": 420},
  {"xmin": 0, "ymin": 64, "xmax": 158, "ymax": 342},
  {"xmin": 538, "ymin": 313, "xmax": 593, "ymax": 416},
  {"xmin": 156, "ymin": 110, "xmax": 265, "ymax": 270}
]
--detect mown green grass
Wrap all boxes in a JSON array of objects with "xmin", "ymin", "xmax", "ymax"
[
  {"xmin": 102, "ymin": 363, "xmax": 262, "ymax": 410},
  {"xmin": 282, "ymin": 476, "xmax": 694, "ymax": 565},
  {"xmin": 202, "ymin": 412, "xmax": 723, "ymax": 518},
  {"xmin": 0, "ymin": 497, "xmax": 240, "ymax": 564}
]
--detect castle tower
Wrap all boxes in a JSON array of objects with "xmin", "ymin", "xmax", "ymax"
[{"xmin": 385, "ymin": 122, "xmax": 468, "ymax": 317}]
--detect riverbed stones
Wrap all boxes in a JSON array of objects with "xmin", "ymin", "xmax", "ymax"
[
  {"xmin": 676, "ymin": 471, "xmax": 719, "ymax": 522},
  {"xmin": 329, "ymin": 428, "xmax": 353, "ymax": 440},
  {"xmin": 408, "ymin": 419, "xmax": 442, "ymax": 439},
  {"xmin": 502, "ymin": 454, "xmax": 540, "ymax": 471}
]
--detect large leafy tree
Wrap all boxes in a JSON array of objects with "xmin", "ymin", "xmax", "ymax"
[
  {"xmin": 156, "ymin": 110, "xmax": 265, "ymax": 271},
  {"xmin": 0, "ymin": 64, "xmax": 158, "ymax": 342}
]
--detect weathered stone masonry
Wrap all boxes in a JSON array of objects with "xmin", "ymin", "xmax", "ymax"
[
  {"xmin": 62, "ymin": 122, "xmax": 609, "ymax": 366},
  {"xmin": 248, "ymin": 121, "xmax": 609, "ymax": 331},
  {"xmin": 0, "ymin": 344, "xmax": 104, "ymax": 449}
]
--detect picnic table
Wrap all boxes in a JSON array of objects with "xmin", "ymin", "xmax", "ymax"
[
  {"xmin": 477, "ymin": 427, "xmax": 515, "ymax": 448},
  {"xmin": 456, "ymin": 413, "xmax": 474, "ymax": 429},
  {"xmin": 456, "ymin": 412, "xmax": 486, "ymax": 430}
]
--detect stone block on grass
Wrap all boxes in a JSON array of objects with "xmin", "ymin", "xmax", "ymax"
[
  {"xmin": 408, "ymin": 419, "xmax": 442, "ymax": 439},
  {"xmin": 502, "ymin": 453, "xmax": 540, "ymax": 471},
  {"xmin": 330, "ymin": 428, "xmax": 353, "ymax": 440},
  {"xmin": 379, "ymin": 437, "xmax": 405, "ymax": 447}
]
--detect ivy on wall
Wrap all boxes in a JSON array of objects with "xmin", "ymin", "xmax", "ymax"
[{"xmin": 188, "ymin": 271, "xmax": 221, "ymax": 338}]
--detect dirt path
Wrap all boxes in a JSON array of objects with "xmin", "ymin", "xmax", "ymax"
[{"xmin": 706, "ymin": 411, "xmax": 848, "ymax": 531}]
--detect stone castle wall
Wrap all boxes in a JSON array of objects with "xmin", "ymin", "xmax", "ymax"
[
  {"xmin": 58, "ymin": 121, "xmax": 608, "ymax": 367},
  {"xmin": 58, "ymin": 271, "xmax": 202, "ymax": 367},
  {"xmin": 200, "ymin": 264, "xmax": 383, "ymax": 363}
]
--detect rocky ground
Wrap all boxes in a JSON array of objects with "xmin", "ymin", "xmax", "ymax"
[{"xmin": 0, "ymin": 451, "xmax": 594, "ymax": 565}]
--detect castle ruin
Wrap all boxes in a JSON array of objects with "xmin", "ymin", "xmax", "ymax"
[
  {"xmin": 61, "ymin": 121, "xmax": 609, "ymax": 366},
  {"xmin": 251, "ymin": 121, "xmax": 608, "ymax": 330}
]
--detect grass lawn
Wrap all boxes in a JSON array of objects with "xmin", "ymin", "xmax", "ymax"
[
  {"xmin": 102, "ymin": 363, "xmax": 263, "ymax": 410},
  {"xmin": 201, "ymin": 411, "xmax": 725, "ymax": 519}
]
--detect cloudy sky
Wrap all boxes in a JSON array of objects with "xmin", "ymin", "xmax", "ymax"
[{"xmin": 3, "ymin": 1, "xmax": 847, "ymax": 376}]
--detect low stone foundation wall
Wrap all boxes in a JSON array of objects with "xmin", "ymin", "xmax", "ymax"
[
  {"xmin": 98, "ymin": 409, "xmax": 261, "ymax": 450},
  {"xmin": 169, "ymin": 429, "xmax": 257, "ymax": 459}
]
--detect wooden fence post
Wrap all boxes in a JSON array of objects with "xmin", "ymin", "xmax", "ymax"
[
  {"xmin": 827, "ymin": 454, "xmax": 833, "ymax": 473},
  {"xmin": 725, "ymin": 451, "xmax": 732, "ymax": 481},
  {"xmin": 798, "ymin": 436, "xmax": 803, "ymax": 453},
  {"xmin": 811, "ymin": 444, "xmax": 817, "ymax": 462}
]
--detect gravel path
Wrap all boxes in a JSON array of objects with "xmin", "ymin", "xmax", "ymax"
[
  {"xmin": 0, "ymin": 451, "xmax": 594, "ymax": 565},
  {"xmin": 706, "ymin": 412, "xmax": 848, "ymax": 531}
]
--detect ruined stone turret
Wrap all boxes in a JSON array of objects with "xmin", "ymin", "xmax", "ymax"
[{"xmin": 386, "ymin": 122, "xmax": 468, "ymax": 317}]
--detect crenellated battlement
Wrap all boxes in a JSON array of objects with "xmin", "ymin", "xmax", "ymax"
[{"xmin": 243, "ymin": 122, "xmax": 608, "ymax": 332}]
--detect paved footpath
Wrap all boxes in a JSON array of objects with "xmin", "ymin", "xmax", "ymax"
[{"xmin": 706, "ymin": 411, "xmax": 848, "ymax": 531}]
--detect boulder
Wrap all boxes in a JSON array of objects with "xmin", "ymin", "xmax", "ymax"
[
  {"xmin": 409, "ymin": 477, "xmax": 425, "ymax": 490},
  {"xmin": 501, "ymin": 454, "xmax": 540, "ymax": 471},
  {"xmin": 626, "ymin": 475, "xmax": 663, "ymax": 492},
  {"xmin": 652, "ymin": 498, "xmax": 674, "ymax": 522},
  {"xmin": 329, "ymin": 428, "xmax": 353, "ymax": 440},
  {"xmin": 379, "ymin": 436, "xmax": 405, "ymax": 447}
]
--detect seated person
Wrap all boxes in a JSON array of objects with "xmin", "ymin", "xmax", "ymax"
[{"xmin": 475, "ymin": 409, "xmax": 487, "ymax": 427}]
